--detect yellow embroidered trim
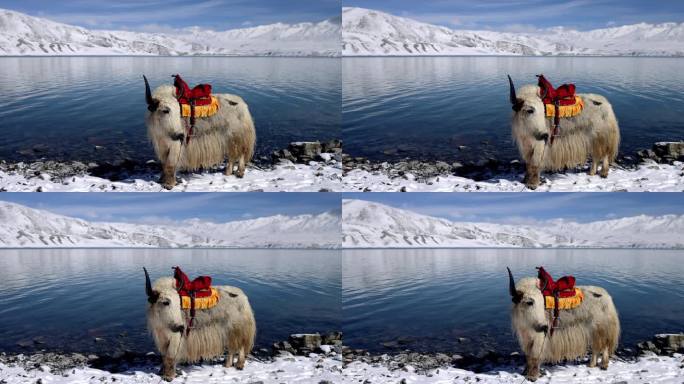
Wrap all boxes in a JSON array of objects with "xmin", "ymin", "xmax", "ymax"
[
  {"xmin": 180, "ymin": 97, "xmax": 220, "ymax": 118},
  {"xmin": 181, "ymin": 288, "xmax": 220, "ymax": 310},
  {"xmin": 544, "ymin": 288, "xmax": 584, "ymax": 310},
  {"xmin": 545, "ymin": 96, "xmax": 584, "ymax": 118}
]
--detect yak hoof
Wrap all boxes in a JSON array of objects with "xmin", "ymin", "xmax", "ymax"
[{"xmin": 526, "ymin": 183, "xmax": 538, "ymax": 190}]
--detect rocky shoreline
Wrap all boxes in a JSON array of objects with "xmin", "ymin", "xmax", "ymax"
[
  {"xmin": 0, "ymin": 331, "xmax": 344, "ymax": 375},
  {"xmin": 0, "ymin": 140, "xmax": 342, "ymax": 186},
  {"xmin": 342, "ymin": 333, "xmax": 684, "ymax": 375},
  {"xmin": 2, "ymin": 332, "xmax": 681, "ymax": 378},
  {"xmin": 342, "ymin": 141, "xmax": 684, "ymax": 183}
]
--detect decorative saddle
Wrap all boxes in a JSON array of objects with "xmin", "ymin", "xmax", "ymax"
[
  {"xmin": 537, "ymin": 75, "xmax": 584, "ymax": 144},
  {"xmin": 173, "ymin": 266, "xmax": 220, "ymax": 335},
  {"xmin": 537, "ymin": 266, "xmax": 584, "ymax": 336},
  {"xmin": 172, "ymin": 74, "xmax": 220, "ymax": 143}
]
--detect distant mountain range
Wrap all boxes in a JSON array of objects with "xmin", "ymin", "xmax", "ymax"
[
  {"xmin": 342, "ymin": 199, "xmax": 684, "ymax": 248},
  {"xmin": 0, "ymin": 201, "xmax": 340, "ymax": 248},
  {"xmin": 343, "ymin": 7, "xmax": 684, "ymax": 56},
  {"xmin": 0, "ymin": 8, "xmax": 340, "ymax": 56}
]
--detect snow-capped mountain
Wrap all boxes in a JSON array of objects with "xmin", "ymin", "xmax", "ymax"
[
  {"xmin": 0, "ymin": 8, "xmax": 340, "ymax": 56},
  {"xmin": 343, "ymin": 7, "xmax": 684, "ymax": 56},
  {"xmin": 342, "ymin": 199, "xmax": 684, "ymax": 248},
  {"xmin": 0, "ymin": 201, "xmax": 340, "ymax": 248}
]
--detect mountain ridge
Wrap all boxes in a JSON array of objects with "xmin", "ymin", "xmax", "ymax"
[
  {"xmin": 342, "ymin": 199, "xmax": 684, "ymax": 248},
  {"xmin": 0, "ymin": 201, "xmax": 340, "ymax": 248},
  {"xmin": 342, "ymin": 7, "xmax": 684, "ymax": 56},
  {"xmin": 0, "ymin": 8, "xmax": 340, "ymax": 56}
]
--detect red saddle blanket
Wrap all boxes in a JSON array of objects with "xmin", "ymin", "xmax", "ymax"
[
  {"xmin": 537, "ymin": 75, "xmax": 576, "ymax": 106},
  {"xmin": 173, "ymin": 74, "xmax": 213, "ymax": 106},
  {"xmin": 537, "ymin": 266, "xmax": 576, "ymax": 298},
  {"xmin": 173, "ymin": 266, "xmax": 213, "ymax": 298}
]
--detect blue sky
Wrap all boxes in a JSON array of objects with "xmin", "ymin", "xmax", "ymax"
[
  {"xmin": 0, "ymin": 193, "xmax": 340, "ymax": 224},
  {"xmin": 344, "ymin": 0, "xmax": 684, "ymax": 31},
  {"xmin": 347, "ymin": 193, "xmax": 684, "ymax": 224},
  {"xmin": 2, "ymin": 0, "xmax": 339, "ymax": 32}
]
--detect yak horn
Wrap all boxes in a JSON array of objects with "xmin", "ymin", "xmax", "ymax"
[
  {"xmin": 143, "ymin": 75, "xmax": 159, "ymax": 112},
  {"xmin": 507, "ymin": 267, "xmax": 523, "ymax": 303},
  {"xmin": 143, "ymin": 267, "xmax": 159, "ymax": 302},
  {"xmin": 507, "ymin": 75, "xmax": 517, "ymax": 104},
  {"xmin": 143, "ymin": 75, "xmax": 153, "ymax": 105}
]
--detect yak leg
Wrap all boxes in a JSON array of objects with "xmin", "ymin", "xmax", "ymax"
[
  {"xmin": 224, "ymin": 350, "xmax": 234, "ymax": 368},
  {"xmin": 588, "ymin": 351, "xmax": 598, "ymax": 368},
  {"xmin": 236, "ymin": 156, "xmax": 246, "ymax": 178},
  {"xmin": 160, "ymin": 333, "xmax": 182, "ymax": 381},
  {"xmin": 589, "ymin": 157, "xmax": 598, "ymax": 176},
  {"xmin": 600, "ymin": 156, "xmax": 610, "ymax": 178},
  {"xmin": 225, "ymin": 160, "xmax": 234, "ymax": 176},
  {"xmin": 236, "ymin": 348, "xmax": 246, "ymax": 370},
  {"xmin": 524, "ymin": 141, "xmax": 545, "ymax": 190},
  {"xmin": 161, "ymin": 141, "xmax": 182, "ymax": 189},
  {"xmin": 600, "ymin": 348, "xmax": 610, "ymax": 370},
  {"xmin": 524, "ymin": 334, "xmax": 545, "ymax": 381}
]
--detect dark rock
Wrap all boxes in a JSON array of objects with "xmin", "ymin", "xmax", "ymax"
[
  {"xmin": 288, "ymin": 333, "xmax": 322, "ymax": 353},
  {"xmin": 653, "ymin": 142, "xmax": 684, "ymax": 161},
  {"xmin": 288, "ymin": 142, "xmax": 322, "ymax": 162}
]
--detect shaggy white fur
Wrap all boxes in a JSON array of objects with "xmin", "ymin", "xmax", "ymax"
[
  {"xmin": 509, "ymin": 273, "xmax": 620, "ymax": 382},
  {"xmin": 145, "ymin": 82, "xmax": 256, "ymax": 189},
  {"xmin": 146, "ymin": 276, "xmax": 256, "ymax": 381},
  {"xmin": 510, "ymin": 81, "xmax": 620, "ymax": 190}
]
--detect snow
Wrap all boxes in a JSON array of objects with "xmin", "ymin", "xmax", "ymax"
[
  {"xmin": 342, "ymin": 199, "xmax": 684, "ymax": 248},
  {"xmin": 0, "ymin": 354, "xmax": 343, "ymax": 384},
  {"xmin": 0, "ymin": 161, "xmax": 343, "ymax": 192},
  {"xmin": 0, "ymin": 8, "xmax": 340, "ymax": 56},
  {"xmin": 343, "ymin": 7, "xmax": 684, "ymax": 56},
  {"xmin": 0, "ymin": 201, "xmax": 340, "ymax": 248},
  {"xmin": 342, "ymin": 161, "xmax": 684, "ymax": 192},
  {"xmin": 0, "ymin": 354, "xmax": 681, "ymax": 383},
  {"xmin": 343, "ymin": 354, "xmax": 684, "ymax": 384}
]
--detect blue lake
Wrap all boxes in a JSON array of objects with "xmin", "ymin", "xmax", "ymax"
[
  {"xmin": 0, "ymin": 249, "xmax": 341, "ymax": 354},
  {"xmin": 0, "ymin": 57, "xmax": 340, "ymax": 163},
  {"xmin": 342, "ymin": 249, "xmax": 684, "ymax": 354},
  {"xmin": 343, "ymin": 57, "xmax": 684, "ymax": 163}
]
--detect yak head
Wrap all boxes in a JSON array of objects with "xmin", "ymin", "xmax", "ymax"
[
  {"xmin": 508, "ymin": 75, "xmax": 548, "ymax": 139},
  {"xmin": 143, "ymin": 75, "xmax": 183, "ymax": 133},
  {"xmin": 507, "ymin": 267, "xmax": 548, "ymax": 334},
  {"xmin": 144, "ymin": 267, "xmax": 184, "ymax": 331}
]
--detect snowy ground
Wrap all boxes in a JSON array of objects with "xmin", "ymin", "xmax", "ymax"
[
  {"xmin": 342, "ymin": 160, "xmax": 684, "ymax": 192},
  {"xmin": 0, "ymin": 160, "xmax": 342, "ymax": 192},
  {"xmin": 0, "ymin": 354, "xmax": 343, "ymax": 384},
  {"xmin": 345, "ymin": 353, "xmax": 684, "ymax": 383},
  {"xmin": 1, "ymin": 353, "xmax": 681, "ymax": 383}
]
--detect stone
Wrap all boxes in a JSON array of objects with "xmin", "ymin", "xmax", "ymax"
[
  {"xmin": 289, "ymin": 333, "xmax": 322, "ymax": 353},
  {"xmin": 654, "ymin": 333, "xmax": 684, "ymax": 354},
  {"xmin": 653, "ymin": 142, "xmax": 684, "ymax": 160},
  {"xmin": 288, "ymin": 142, "xmax": 322, "ymax": 162}
]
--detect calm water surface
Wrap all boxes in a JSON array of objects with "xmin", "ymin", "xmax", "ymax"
[
  {"xmin": 343, "ymin": 57, "xmax": 684, "ymax": 162},
  {"xmin": 0, "ymin": 249, "xmax": 340, "ymax": 354},
  {"xmin": 342, "ymin": 249, "xmax": 684, "ymax": 353},
  {"xmin": 0, "ymin": 57, "xmax": 340, "ymax": 163}
]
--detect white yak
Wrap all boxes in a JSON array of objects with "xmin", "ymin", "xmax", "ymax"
[
  {"xmin": 144, "ymin": 76, "xmax": 256, "ymax": 189},
  {"xmin": 144, "ymin": 267, "xmax": 256, "ymax": 381},
  {"xmin": 507, "ymin": 267, "xmax": 620, "ymax": 381},
  {"xmin": 508, "ymin": 75, "xmax": 620, "ymax": 189}
]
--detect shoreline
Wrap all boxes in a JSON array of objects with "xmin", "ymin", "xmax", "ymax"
[
  {"xmin": 342, "ymin": 141, "xmax": 684, "ymax": 192},
  {"xmin": 1, "ymin": 333, "xmax": 681, "ymax": 383},
  {"xmin": 0, "ymin": 141, "xmax": 343, "ymax": 192}
]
